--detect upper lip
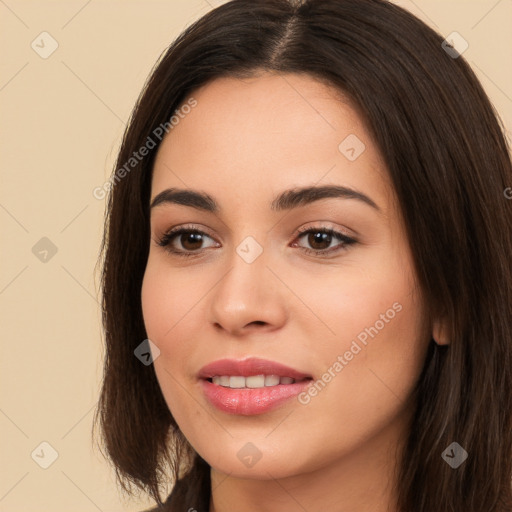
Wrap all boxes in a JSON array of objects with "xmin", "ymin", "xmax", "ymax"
[{"xmin": 198, "ymin": 357, "xmax": 312, "ymax": 380}]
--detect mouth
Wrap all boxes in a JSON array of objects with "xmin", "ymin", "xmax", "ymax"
[{"xmin": 198, "ymin": 357, "xmax": 314, "ymax": 415}]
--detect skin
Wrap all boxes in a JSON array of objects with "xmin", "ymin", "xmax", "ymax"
[{"xmin": 141, "ymin": 72, "xmax": 448, "ymax": 512}]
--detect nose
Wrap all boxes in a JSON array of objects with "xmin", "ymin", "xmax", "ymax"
[{"xmin": 208, "ymin": 243, "xmax": 288, "ymax": 337}]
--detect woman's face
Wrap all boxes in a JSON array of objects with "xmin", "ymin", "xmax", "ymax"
[{"xmin": 141, "ymin": 72, "xmax": 431, "ymax": 479}]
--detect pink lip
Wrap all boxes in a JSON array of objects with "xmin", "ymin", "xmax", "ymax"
[
  {"xmin": 198, "ymin": 357, "xmax": 313, "ymax": 416},
  {"xmin": 198, "ymin": 357, "xmax": 312, "ymax": 380},
  {"xmin": 200, "ymin": 379, "xmax": 312, "ymax": 415}
]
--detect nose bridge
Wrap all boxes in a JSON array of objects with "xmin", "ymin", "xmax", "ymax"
[{"xmin": 208, "ymin": 234, "xmax": 286, "ymax": 333}]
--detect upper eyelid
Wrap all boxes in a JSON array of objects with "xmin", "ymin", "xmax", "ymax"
[
  {"xmin": 156, "ymin": 219, "xmax": 355, "ymax": 236},
  {"xmin": 157, "ymin": 223, "xmax": 351, "ymax": 240},
  {"xmin": 161, "ymin": 224, "xmax": 217, "ymax": 241}
]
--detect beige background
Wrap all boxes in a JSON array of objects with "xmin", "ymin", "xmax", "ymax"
[{"xmin": 1, "ymin": 1, "xmax": 511, "ymax": 511}]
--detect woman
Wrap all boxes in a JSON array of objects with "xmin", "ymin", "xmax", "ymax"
[{"xmin": 92, "ymin": 1, "xmax": 512, "ymax": 511}]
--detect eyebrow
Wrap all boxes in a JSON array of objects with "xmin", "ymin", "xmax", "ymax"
[{"xmin": 150, "ymin": 185, "xmax": 381, "ymax": 213}]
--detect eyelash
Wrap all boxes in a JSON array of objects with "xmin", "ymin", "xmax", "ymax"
[{"xmin": 156, "ymin": 224, "xmax": 357, "ymax": 258}]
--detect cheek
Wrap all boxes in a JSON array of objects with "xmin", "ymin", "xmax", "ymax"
[
  {"xmin": 141, "ymin": 262, "xmax": 172, "ymax": 342},
  {"xmin": 140, "ymin": 260, "xmax": 199, "ymax": 417},
  {"xmin": 289, "ymin": 272, "xmax": 427, "ymax": 463},
  {"xmin": 291, "ymin": 250, "xmax": 421, "ymax": 348},
  {"xmin": 141, "ymin": 258, "xmax": 202, "ymax": 342},
  {"xmin": 141, "ymin": 257, "xmax": 213, "ymax": 383},
  {"xmin": 141, "ymin": 261, "xmax": 190, "ymax": 391},
  {"xmin": 294, "ymin": 247, "xmax": 427, "ymax": 404}
]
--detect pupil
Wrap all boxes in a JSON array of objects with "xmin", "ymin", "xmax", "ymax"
[
  {"xmin": 309, "ymin": 232, "xmax": 331, "ymax": 250},
  {"xmin": 182, "ymin": 232, "xmax": 202, "ymax": 250}
]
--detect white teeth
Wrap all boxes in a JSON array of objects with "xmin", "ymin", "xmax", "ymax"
[
  {"xmin": 210, "ymin": 374, "xmax": 298, "ymax": 389},
  {"xmin": 229, "ymin": 376, "xmax": 245, "ymax": 388},
  {"xmin": 246, "ymin": 375, "xmax": 265, "ymax": 388},
  {"xmin": 218, "ymin": 376, "xmax": 230, "ymax": 386},
  {"xmin": 264, "ymin": 375, "xmax": 280, "ymax": 386}
]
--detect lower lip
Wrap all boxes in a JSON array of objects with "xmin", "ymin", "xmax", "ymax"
[{"xmin": 200, "ymin": 378, "xmax": 313, "ymax": 415}]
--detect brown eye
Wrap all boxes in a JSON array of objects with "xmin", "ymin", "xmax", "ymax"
[
  {"xmin": 294, "ymin": 227, "xmax": 357, "ymax": 257},
  {"xmin": 157, "ymin": 228, "xmax": 218, "ymax": 257},
  {"xmin": 179, "ymin": 232, "xmax": 205, "ymax": 251},
  {"xmin": 306, "ymin": 231, "xmax": 334, "ymax": 251}
]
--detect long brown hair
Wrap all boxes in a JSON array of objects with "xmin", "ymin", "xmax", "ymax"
[{"xmin": 92, "ymin": 0, "xmax": 512, "ymax": 510}]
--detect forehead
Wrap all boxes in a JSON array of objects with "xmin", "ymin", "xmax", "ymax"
[{"xmin": 151, "ymin": 72, "xmax": 394, "ymax": 217}]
